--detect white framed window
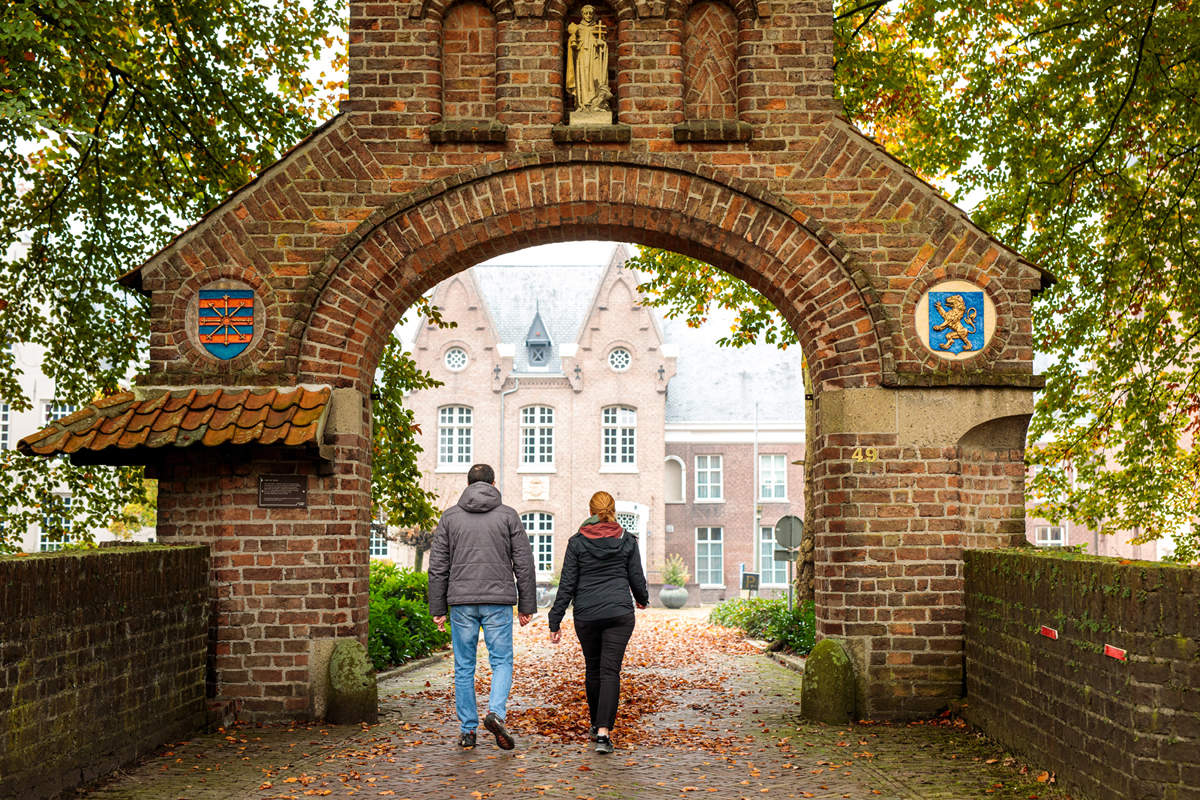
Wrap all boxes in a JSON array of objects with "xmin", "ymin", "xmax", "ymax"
[
  {"xmin": 1, "ymin": 404, "xmax": 8, "ymax": 450},
  {"xmin": 664, "ymin": 456, "xmax": 684, "ymax": 503},
  {"xmin": 369, "ymin": 522, "xmax": 389, "ymax": 558},
  {"xmin": 438, "ymin": 406, "xmax": 473, "ymax": 467},
  {"xmin": 695, "ymin": 455, "xmax": 723, "ymax": 501},
  {"xmin": 444, "ymin": 347, "xmax": 468, "ymax": 372},
  {"xmin": 608, "ymin": 347, "xmax": 632, "ymax": 372},
  {"xmin": 760, "ymin": 526, "xmax": 788, "ymax": 586},
  {"xmin": 1036, "ymin": 526, "xmax": 1065, "ymax": 547},
  {"xmin": 601, "ymin": 406, "xmax": 636, "ymax": 469},
  {"xmin": 44, "ymin": 402, "xmax": 78, "ymax": 425},
  {"xmin": 615, "ymin": 511, "xmax": 638, "ymax": 532},
  {"xmin": 40, "ymin": 496, "xmax": 78, "ymax": 552},
  {"xmin": 696, "ymin": 527, "xmax": 723, "ymax": 587},
  {"xmin": 759, "ymin": 454, "xmax": 787, "ymax": 501},
  {"xmin": 521, "ymin": 512, "xmax": 554, "ymax": 575},
  {"xmin": 520, "ymin": 406, "xmax": 555, "ymax": 468}
]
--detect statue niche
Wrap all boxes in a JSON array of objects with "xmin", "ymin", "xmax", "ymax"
[{"xmin": 565, "ymin": 4, "xmax": 614, "ymax": 124}]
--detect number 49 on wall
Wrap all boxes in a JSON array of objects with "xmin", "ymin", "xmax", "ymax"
[{"xmin": 851, "ymin": 447, "xmax": 878, "ymax": 463}]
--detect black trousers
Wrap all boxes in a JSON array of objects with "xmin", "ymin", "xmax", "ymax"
[{"xmin": 573, "ymin": 612, "xmax": 636, "ymax": 731}]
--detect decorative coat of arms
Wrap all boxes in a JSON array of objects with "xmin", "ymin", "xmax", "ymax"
[
  {"xmin": 929, "ymin": 291, "xmax": 985, "ymax": 354},
  {"xmin": 198, "ymin": 289, "xmax": 255, "ymax": 359},
  {"xmin": 915, "ymin": 281, "xmax": 994, "ymax": 360}
]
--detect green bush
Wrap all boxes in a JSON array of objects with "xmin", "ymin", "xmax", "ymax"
[
  {"xmin": 709, "ymin": 597, "xmax": 816, "ymax": 655},
  {"xmin": 367, "ymin": 562, "xmax": 449, "ymax": 670},
  {"xmin": 370, "ymin": 560, "xmax": 431, "ymax": 603}
]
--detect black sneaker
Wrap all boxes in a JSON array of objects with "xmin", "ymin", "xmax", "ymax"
[
  {"xmin": 589, "ymin": 725, "xmax": 599, "ymax": 741},
  {"xmin": 458, "ymin": 731, "xmax": 476, "ymax": 749},
  {"xmin": 595, "ymin": 735, "xmax": 614, "ymax": 754},
  {"xmin": 484, "ymin": 712, "xmax": 515, "ymax": 751}
]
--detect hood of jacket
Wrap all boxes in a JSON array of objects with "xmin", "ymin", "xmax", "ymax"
[
  {"xmin": 579, "ymin": 517, "xmax": 625, "ymax": 540},
  {"xmin": 457, "ymin": 482, "xmax": 503, "ymax": 514},
  {"xmin": 574, "ymin": 527, "xmax": 634, "ymax": 559}
]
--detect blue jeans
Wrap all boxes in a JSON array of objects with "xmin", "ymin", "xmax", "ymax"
[{"xmin": 449, "ymin": 604, "xmax": 515, "ymax": 734}]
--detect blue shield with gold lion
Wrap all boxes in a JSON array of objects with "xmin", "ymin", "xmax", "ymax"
[{"xmin": 929, "ymin": 291, "xmax": 984, "ymax": 354}]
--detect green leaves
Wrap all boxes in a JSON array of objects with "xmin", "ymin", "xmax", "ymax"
[
  {"xmin": 0, "ymin": 0, "xmax": 344, "ymax": 551},
  {"xmin": 627, "ymin": 248, "xmax": 798, "ymax": 350},
  {"xmin": 839, "ymin": 0, "xmax": 1200, "ymax": 563},
  {"xmin": 639, "ymin": 1, "xmax": 1200, "ymax": 561},
  {"xmin": 371, "ymin": 332, "xmax": 445, "ymax": 532}
]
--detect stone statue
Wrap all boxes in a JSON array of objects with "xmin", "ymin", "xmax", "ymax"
[{"xmin": 566, "ymin": 5, "xmax": 612, "ymax": 118}]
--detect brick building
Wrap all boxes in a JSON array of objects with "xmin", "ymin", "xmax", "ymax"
[{"xmin": 396, "ymin": 244, "xmax": 806, "ymax": 600}]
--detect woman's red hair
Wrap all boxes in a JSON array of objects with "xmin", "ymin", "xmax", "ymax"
[{"xmin": 589, "ymin": 491, "xmax": 617, "ymax": 523}]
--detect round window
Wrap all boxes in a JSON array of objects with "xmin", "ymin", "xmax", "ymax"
[
  {"xmin": 608, "ymin": 347, "xmax": 632, "ymax": 372},
  {"xmin": 444, "ymin": 347, "xmax": 468, "ymax": 371}
]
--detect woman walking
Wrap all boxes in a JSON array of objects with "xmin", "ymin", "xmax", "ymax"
[{"xmin": 548, "ymin": 491, "xmax": 650, "ymax": 754}]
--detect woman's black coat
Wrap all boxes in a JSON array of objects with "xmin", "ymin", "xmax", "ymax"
[{"xmin": 547, "ymin": 526, "xmax": 650, "ymax": 631}]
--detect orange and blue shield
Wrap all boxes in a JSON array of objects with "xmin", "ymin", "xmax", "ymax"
[{"xmin": 198, "ymin": 290, "xmax": 254, "ymax": 359}]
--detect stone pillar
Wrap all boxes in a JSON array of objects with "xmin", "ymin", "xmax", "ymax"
[
  {"xmin": 153, "ymin": 389, "xmax": 372, "ymax": 721},
  {"xmin": 810, "ymin": 385, "xmax": 1032, "ymax": 719}
]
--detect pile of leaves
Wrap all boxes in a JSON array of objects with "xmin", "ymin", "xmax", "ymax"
[
  {"xmin": 492, "ymin": 614, "xmax": 759, "ymax": 748},
  {"xmin": 367, "ymin": 562, "xmax": 449, "ymax": 671},
  {"xmin": 709, "ymin": 598, "xmax": 816, "ymax": 655}
]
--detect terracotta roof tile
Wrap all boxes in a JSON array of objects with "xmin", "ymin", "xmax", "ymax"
[
  {"xmin": 17, "ymin": 386, "xmax": 333, "ymax": 464},
  {"xmin": 242, "ymin": 390, "xmax": 276, "ymax": 412},
  {"xmin": 191, "ymin": 388, "xmax": 223, "ymax": 412},
  {"xmin": 216, "ymin": 389, "xmax": 250, "ymax": 411},
  {"xmin": 232, "ymin": 421, "xmax": 266, "ymax": 446},
  {"xmin": 99, "ymin": 408, "xmax": 137, "ymax": 435},
  {"xmin": 180, "ymin": 406, "xmax": 216, "ymax": 431},
  {"xmin": 62, "ymin": 430, "xmax": 98, "ymax": 454},
  {"xmin": 162, "ymin": 389, "xmax": 197, "ymax": 414}
]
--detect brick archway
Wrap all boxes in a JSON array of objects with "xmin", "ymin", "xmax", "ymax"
[
  {"xmin": 292, "ymin": 155, "xmax": 883, "ymax": 393},
  {"xmin": 19, "ymin": 0, "xmax": 1049, "ymax": 722}
]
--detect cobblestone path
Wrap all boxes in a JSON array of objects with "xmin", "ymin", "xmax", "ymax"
[{"xmin": 80, "ymin": 610, "xmax": 1074, "ymax": 800}]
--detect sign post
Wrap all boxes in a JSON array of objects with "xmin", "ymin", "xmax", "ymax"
[{"xmin": 774, "ymin": 515, "xmax": 804, "ymax": 611}]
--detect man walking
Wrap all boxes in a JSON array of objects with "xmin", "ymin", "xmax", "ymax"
[{"xmin": 429, "ymin": 463, "xmax": 537, "ymax": 751}]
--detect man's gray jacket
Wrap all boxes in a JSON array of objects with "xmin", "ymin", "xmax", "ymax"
[{"xmin": 427, "ymin": 482, "xmax": 538, "ymax": 617}]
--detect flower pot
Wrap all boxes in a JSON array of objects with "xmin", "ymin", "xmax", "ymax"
[{"xmin": 658, "ymin": 585, "xmax": 689, "ymax": 609}]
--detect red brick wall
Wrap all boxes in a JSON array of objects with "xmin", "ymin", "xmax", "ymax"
[
  {"xmin": 152, "ymin": 437, "xmax": 370, "ymax": 721},
  {"xmin": 965, "ymin": 550, "xmax": 1200, "ymax": 800},
  {"xmin": 443, "ymin": 3, "xmax": 499, "ymax": 119},
  {"xmin": 0, "ymin": 547, "xmax": 208, "ymax": 800},
  {"xmin": 683, "ymin": 1, "xmax": 738, "ymax": 120}
]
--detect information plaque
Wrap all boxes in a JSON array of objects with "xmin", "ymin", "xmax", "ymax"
[{"xmin": 258, "ymin": 475, "xmax": 307, "ymax": 508}]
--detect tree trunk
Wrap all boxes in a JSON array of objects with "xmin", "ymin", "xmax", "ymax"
[
  {"xmin": 798, "ymin": 362, "xmax": 815, "ymax": 602},
  {"xmin": 414, "ymin": 547, "xmax": 428, "ymax": 572}
]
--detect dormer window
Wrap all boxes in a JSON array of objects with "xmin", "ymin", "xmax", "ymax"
[{"xmin": 524, "ymin": 307, "xmax": 552, "ymax": 371}]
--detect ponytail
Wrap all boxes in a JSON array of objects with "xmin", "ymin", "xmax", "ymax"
[{"xmin": 589, "ymin": 491, "xmax": 617, "ymax": 524}]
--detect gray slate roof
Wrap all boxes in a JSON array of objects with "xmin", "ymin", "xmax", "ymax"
[
  {"xmin": 471, "ymin": 264, "xmax": 604, "ymax": 374},
  {"xmin": 660, "ymin": 308, "xmax": 807, "ymax": 423},
  {"xmin": 469, "ymin": 258, "xmax": 807, "ymax": 423}
]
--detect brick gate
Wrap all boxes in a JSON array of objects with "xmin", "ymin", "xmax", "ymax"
[{"xmin": 21, "ymin": 0, "xmax": 1045, "ymax": 720}]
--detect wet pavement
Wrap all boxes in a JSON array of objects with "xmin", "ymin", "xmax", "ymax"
[{"xmin": 77, "ymin": 609, "xmax": 1075, "ymax": 800}]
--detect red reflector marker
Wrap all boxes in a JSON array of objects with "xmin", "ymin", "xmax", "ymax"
[
  {"xmin": 1103, "ymin": 644, "xmax": 1127, "ymax": 661},
  {"xmin": 1040, "ymin": 626, "xmax": 1058, "ymax": 640}
]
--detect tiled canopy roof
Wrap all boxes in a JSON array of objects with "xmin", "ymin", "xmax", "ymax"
[{"xmin": 18, "ymin": 386, "xmax": 333, "ymax": 464}]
